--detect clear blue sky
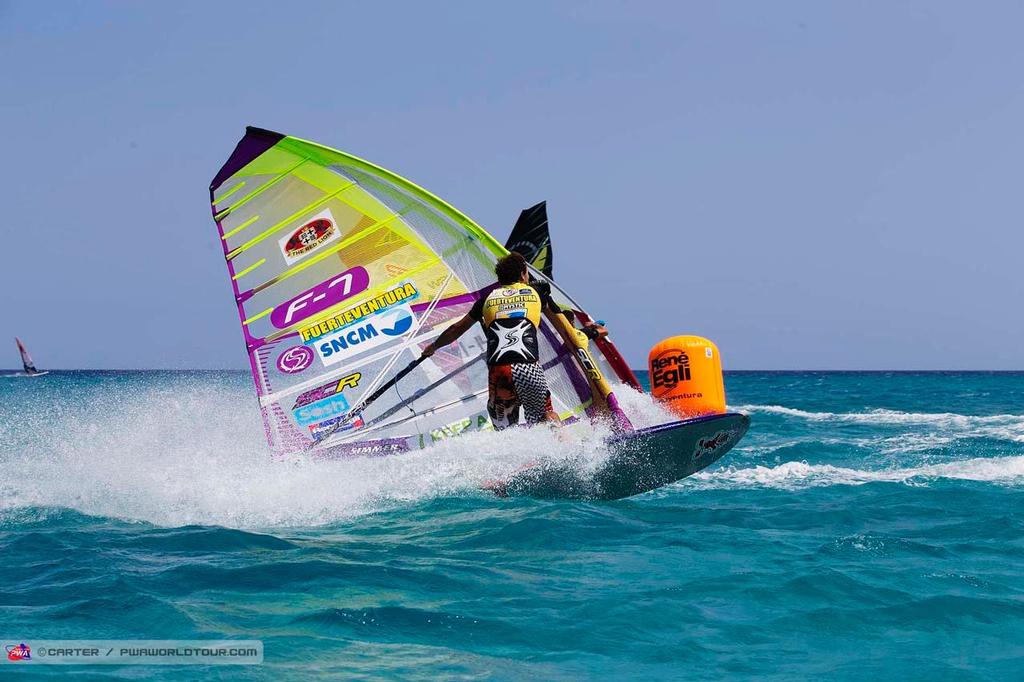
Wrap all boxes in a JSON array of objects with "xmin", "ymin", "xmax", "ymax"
[{"xmin": 2, "ymin": 1, "xmax": 1021, "ymax": 370}]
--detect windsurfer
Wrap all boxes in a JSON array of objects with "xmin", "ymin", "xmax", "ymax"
[{"xmin": 422, "ymin": 252, "xmax": 600, "ymax": 430}]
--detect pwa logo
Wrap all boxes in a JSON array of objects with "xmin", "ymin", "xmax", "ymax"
[
  {"xmin": 652, "ymin": 350, "xmax": 691, "ymax": 389},
  {"xmin": 315, "ymin": 306, "xmax": 415, "ymax": 366},
  {"xmin": 6, "ymin": 643, "xmax": 31, "ymax": 661}
]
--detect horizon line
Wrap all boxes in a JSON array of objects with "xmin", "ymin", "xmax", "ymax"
[{"xmin": 5, "ymin": 368, "xmax": 1023, "ymax": 374}]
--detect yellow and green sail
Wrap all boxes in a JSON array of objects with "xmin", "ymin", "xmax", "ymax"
[{"xmin": 209, "ymin": 127, "xmax": 616, "ymax": 457}]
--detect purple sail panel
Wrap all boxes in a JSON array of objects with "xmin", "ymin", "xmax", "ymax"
[
  {"xmin": 210, "ymin": 127, "xmax": 285, "ymax": 193},
  {"xmin": 269, "ymin": 267, "xmax": 371, "ymax": 329}
]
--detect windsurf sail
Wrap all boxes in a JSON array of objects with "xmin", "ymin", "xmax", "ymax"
[
  {"xmin": 504, "ymin": 203, "xmax": 642, "ymax": 391},
  {"xmin": 210, "ymin": 127, "xmax": 633, "ymax": 458},
  {"xmin": 15, "ymin": 337, "xmax": 39, "ymax": 375},
  {"xmin": 506, "ymin": 201, "xmax": 552, "ymax": 278}
]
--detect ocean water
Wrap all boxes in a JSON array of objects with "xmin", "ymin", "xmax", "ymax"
[{"xmin": 1, "ymin": 370, "xmax": 1023, "ymax": 679}]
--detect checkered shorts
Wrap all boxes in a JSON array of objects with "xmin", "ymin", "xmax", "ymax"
[{"xmin": 487, "ymin": 362, "xmax": 554, "ymax": 430}]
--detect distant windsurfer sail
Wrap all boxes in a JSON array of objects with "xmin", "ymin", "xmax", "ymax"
[{"xmin": 14, "ymin": 337, "xmax": 47, "ymax": 377}]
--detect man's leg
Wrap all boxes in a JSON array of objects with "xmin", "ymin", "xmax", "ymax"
[
  {"xmin": 487, "ymin": 365, "xmax": 521, "ymax": 430},
  {"xmin": 509, "ymin": 363, "xmax": 560, "ymax": 426}
]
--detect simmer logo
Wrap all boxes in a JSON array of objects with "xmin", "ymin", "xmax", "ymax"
[
  {"xmin": 651, "ymin": 350, "xmax": 691, "ymax": 389},
  {"xmin": 276, "ymin": 345, "xmax": 315, "ymax": 375}
]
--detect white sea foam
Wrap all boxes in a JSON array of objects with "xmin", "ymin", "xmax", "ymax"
[
  {"xmin": 0, "ymin": 378, "xmax": 623, "ymax": 529},
  {"xmin": 733, "ymin": 404, "xmax": 1024, "ymax": 443},
  {"xmin": 688, "ymin": 456, "xmax": 1024, "ymax": 490},
  {"xmin": 875, "ymin": 433, "xmax": 959, "ymax": 454},
  {"xmin": 4, "ymin": 378, "xmax": 1022, "ymax": 526},
  {"xmin": 611, "ymin": 383, "xmax": 679, "ymax": 429},
  {"xmin": 734, "ymin": 404, "xmax": 1024, "ymax": 427}
]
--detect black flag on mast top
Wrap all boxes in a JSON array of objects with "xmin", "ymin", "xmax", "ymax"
[{"xmin": 505, "ymin": 201, "xmax": 553, "ymax": 279}]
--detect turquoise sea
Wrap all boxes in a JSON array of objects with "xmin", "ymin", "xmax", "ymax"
[{"xmin": 1, "ymin": 370, "xmax": 1023, "ymax": 679}]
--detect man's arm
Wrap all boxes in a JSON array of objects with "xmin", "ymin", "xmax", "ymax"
[
  {"xmin": 582, "ymin": 321, "xmax": 608, "ymax": 339},
  {"xmin": 421, "ymin": 314, "xmax": 476, "ymax": 357},
  {"xmin": 534, "ymin": 280, "xmax": 607, "ymax": 338},
  {"xmin": 533, "ymin": 280, "xmax": 572, "ymax": 323}
]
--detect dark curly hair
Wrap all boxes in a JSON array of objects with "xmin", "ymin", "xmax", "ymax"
[{"xmin": 495, "ymin": 252, "xmax": 528, "ymax": 285}]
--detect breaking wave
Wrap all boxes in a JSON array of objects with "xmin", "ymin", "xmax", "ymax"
[{"xmin": 733, "ymin": 404, "xmax": 1024, "ymax": 443}]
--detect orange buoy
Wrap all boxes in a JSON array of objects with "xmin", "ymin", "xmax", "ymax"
[{"xmin": 648, "ymin": 336, "xmax": 726, "ymax": 418}]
